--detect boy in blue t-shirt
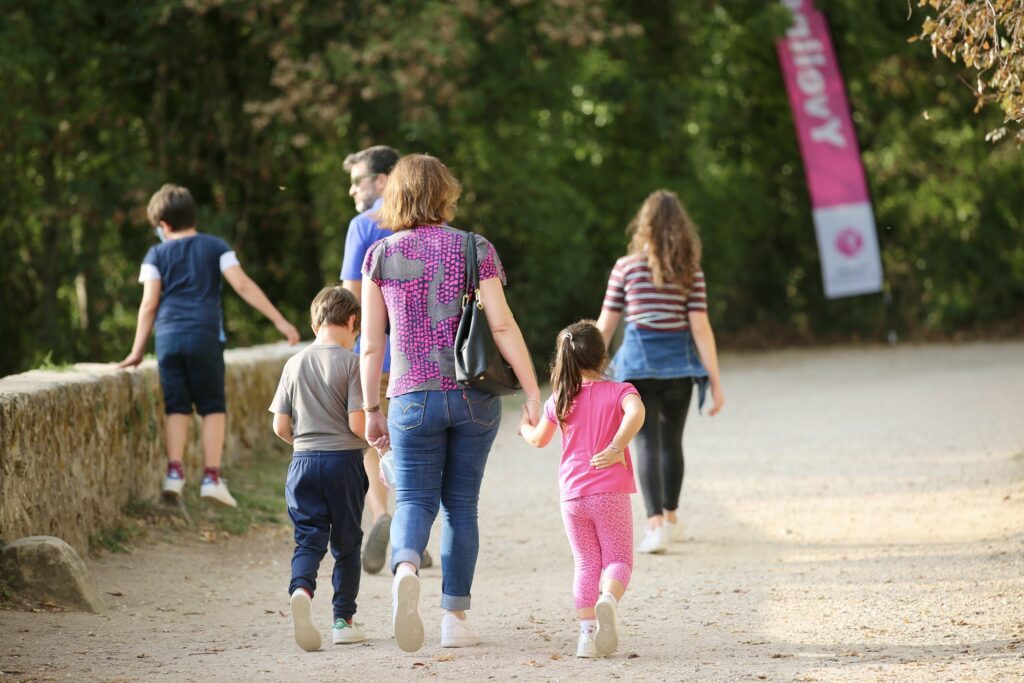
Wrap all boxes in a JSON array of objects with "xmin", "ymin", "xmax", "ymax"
[{"xmin": 119, "ymin": 184, "xmax": 299, "ymax": 507}]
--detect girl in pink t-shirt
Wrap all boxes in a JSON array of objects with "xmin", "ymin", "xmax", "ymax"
[{"xmin": 518, "ymin": 320, "xmax": 646, "ymax": 659}]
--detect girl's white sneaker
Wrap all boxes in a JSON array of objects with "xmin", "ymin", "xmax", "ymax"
[
  {"xmin": 576, "ymin": 629, "xmax": 598, "ymax": 658},
  {"xmin": 638, "ymin": 526, "xmax": 668, "ymax": 554},
  {"xmin": 594, "ymin": 593, "xmax": 620, "ymax": 656},
  {"xmin": 440, "ymin": 613, "xmax": 481, "ymax": 647}
]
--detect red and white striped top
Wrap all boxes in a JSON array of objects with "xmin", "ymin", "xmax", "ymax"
[{"xmin": 602, "ymin": 254, "xmax": 707, "ymax": 332}]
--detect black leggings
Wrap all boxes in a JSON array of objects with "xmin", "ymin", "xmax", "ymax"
[{"xmin": 628, "ymin": 377, "xmax": 694, "ymax": 519}]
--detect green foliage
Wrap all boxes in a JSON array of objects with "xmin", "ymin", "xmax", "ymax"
[
  {"xmin": 1, "ymin": 1, "xmax": 1022, "ymax": 376},
  {"xmin": 88, "ymin": 526, "xmax": 134, "ymax": 555},
  {"xmin": 182, "ymin": 451, "xmax": 289, "ymax": 535},
  {"xmin": 916, "ymin": 0, "xmax": 1024, "ymax": 143}
]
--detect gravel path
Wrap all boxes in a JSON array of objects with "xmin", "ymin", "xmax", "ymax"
[{"xmin": 2, "ymin": 342, "xmax": 1023, "ymax": 681}]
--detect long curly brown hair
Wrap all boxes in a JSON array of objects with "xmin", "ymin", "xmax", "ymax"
[{"xmin": 627, "ymin": 190, "xmax": 702, "ymax": 293}]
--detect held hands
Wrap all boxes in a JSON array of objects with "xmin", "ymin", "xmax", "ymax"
[
  {"xmin": 516, "ymin": 399, "xmax": 541, "ymax": 438},
  {"xmin": 516, "ymin": 406, "xmax": 531, "ymax": 437},
  {"xmin": 365, "ymin": 411, "xmax": 390, "ymax": 454},
  {"xmin": 590, "ymin": 445, "xmax": 627, "ymax": 470},
  {"xmin": 276, "ymin": 318, "xmax": 301, "ymax": 345}
]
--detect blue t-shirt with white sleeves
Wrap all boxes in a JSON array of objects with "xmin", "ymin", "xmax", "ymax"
[
  {"xmin": 341, "ymin": 197, "xmax": 392, "ymax": 372},
  {"xmin": 139, "ymin": 233, "xmax": 239, "ymax": 341}
]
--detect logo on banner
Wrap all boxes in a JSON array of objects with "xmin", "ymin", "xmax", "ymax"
[{"xmin": 835, "ymin": 227, "xmax": 863, "ymax": 258}]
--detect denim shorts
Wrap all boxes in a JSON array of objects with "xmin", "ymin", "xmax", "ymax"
[
  {"xmin": 155, "ymin": 333, "xmax": 226, "ymax": 415},
  {"xmin": 610, "ymin": 324, "xmax": 709, "ymax": 411}
]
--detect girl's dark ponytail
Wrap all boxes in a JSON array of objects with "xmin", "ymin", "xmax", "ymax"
[{"xmin": 550, "ymin": 321, "xmax": 608, "ymax": 423}]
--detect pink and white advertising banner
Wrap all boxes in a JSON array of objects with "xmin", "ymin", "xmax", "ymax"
[{"xmin": 777, "ymin": 0, "xmax": 883, "ymax": 298}]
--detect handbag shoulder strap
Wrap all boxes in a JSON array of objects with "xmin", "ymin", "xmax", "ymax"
[{"xmin": 463, "ymin": 231, "xmax": 479, "ymax": 293}]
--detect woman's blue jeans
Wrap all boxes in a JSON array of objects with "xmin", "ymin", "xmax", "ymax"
[{"xmin": 388, "ymin": 388, "xmax": 501, "ymax": 611}]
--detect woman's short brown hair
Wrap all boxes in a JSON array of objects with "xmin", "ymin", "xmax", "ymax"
[
  {"xmin": 376, "ymin": 154, "xmax": 461, "ymax": 231},
  {"xmin": 310, "ymin": 285, "xmax": 360, "ymax": 332}
]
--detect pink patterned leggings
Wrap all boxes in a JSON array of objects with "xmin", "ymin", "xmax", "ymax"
[{"xmin": 561, "ymin": 492, "xmax": 634, "ymax": 609}]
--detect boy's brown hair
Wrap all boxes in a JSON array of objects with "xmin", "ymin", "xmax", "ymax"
[
  {"xmin": 377, "ymin": 154, "xmax": 461, "ymax": 231},
  {"xmin": 147, "ymin": 183, "xmax": 197, "ymax": 230},
  {"xmin": 310, "ymin": 285, "xmax": 360, "ymax": 332}
]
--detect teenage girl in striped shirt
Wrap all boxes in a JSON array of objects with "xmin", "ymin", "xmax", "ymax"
[{"xmin": 596, "ymin": 189, "xmax": 725, "ymax": 554}]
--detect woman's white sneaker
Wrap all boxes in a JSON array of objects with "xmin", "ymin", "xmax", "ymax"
[
  {"xmin": 392, "ymin": 569, "xmax": 424, "ymax": 652},
  {"xmin": 594, "ymin": 593, "xmax": 620, "ymax": 656},
  {"xmin": 638, "ymin": 526, "xmax": 667, "ymax": 554},
  {"xmin": 440, "ymin": 613, "xmax": 481, "ymax": 647},
  {"xmin": 289, "ymin": 589, "xmax": 322, "ymax": 652}
]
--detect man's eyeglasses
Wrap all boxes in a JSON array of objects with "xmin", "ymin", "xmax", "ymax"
[{"xmin": 350, "ymin": 172, "xmax": 379, "ymax": 189}]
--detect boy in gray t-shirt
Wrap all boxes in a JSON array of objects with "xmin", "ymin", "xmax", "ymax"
[{"xmin": 270, "ymin": 285, "xmax": 369, "ymax": 652}]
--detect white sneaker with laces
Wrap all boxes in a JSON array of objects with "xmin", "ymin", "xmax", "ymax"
[
  {"xmin": 162, "ymin": 474, "xmax": 185, "ymax": 500},
  {"xmin": 594, "ymin": 593, "xmax": 620, "ymax": 656},
  {"xmin": 576, "ymin": 628, "xmax": 598, "ymax": 658},
  {"xmin": 663, "ymin": 519, "xmax": 681, "ymax": 542},
  {"xmin": 290, "ymin": 589, "xmax": 322, "ymax": 652},
  {"xmin": 200, "ymin": 478, "xmax": 237, "ymax": 507},
  {"xmin": 392, "ymin": 569, "xmax": 424, "ymax": 652},
  {"xmin": 332, "ymin": 618, "xmax": 366, "ymax": 644},
  {"xmin": 638, "ymin": 525, "xmax": 667, "ymax": 554},
  {"xmin": 440, "ymin": 613, "xmax": 481, "ymax": 648}
]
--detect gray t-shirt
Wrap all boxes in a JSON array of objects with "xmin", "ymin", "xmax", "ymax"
[{"xmin": 269, "ymin": 344, "xmax": 366, "ymax": 452}]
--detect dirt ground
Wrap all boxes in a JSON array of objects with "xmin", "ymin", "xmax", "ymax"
[{"xmin": 2, "ymin": 342, "xmax": 1023, "ymax": 682}]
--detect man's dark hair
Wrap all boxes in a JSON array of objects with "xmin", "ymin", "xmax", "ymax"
[
  {"xmin": 147, "ymin": 184, "xmax": 197, "ymax": 230},
  {"xmin": 343, "ymin": 145, "xmax": 400, "ymax": 175}
]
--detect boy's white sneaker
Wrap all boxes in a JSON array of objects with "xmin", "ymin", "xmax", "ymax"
[
  {"xmin": 162, "ymin": 474, "xmax": 185, "ymax": 500},
  {"xmin": 162, "ymin": 463, "xmax": 185, "ymax": 501},
  {"xmin": 332, "ymin": 618, "xmax": 366, "ymax": 644},
  {"xmin": 289, "ymin": 589, "xmax": 322, "ymax": 652},
  {"xmin": 638, "ymin": 526, "xmax": 667, "ymax": 554},
  {"xmin": 200, "ymin": 478, "xmax": 237, "ymax": 508},
  {"xmin": 576, "ymin": 628, "xmax": 598, "ymax": 658},
  {"xmin": 392, "ymin": 569, "xmax": 424, "ymax": 652},
  {"xmin": 594, "ymin": 593, "xmax": 620, "ymax": 656},
  {"xmin": 440, "ymin": 613, "xmax": 481, "ymax": 648}
]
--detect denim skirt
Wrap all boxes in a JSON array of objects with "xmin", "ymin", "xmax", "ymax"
[{"xmin": 610, "ymin": 323, "xmax": 709, "ymax": 411}]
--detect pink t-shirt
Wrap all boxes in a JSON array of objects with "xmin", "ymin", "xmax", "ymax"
[{"xmin": 544, "ymin": 381, "xmax": 639, "ymax": 502}]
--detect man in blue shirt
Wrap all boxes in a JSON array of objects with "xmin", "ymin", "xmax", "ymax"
[{"xmin": 341, "ymin": 145, "xmax": 433, "ymax": 573}]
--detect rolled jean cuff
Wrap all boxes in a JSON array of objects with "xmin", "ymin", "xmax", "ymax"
[
  {"xmin": 391, "ymin": 548, "xmax": 421, "ymax": 574},
  {"xmin": 441, "ymin": 592, "xmax": 471, "ymax": 611}
]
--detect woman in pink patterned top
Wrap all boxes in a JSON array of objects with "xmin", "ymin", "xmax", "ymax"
[{"xmin": 359, "ymin": 154, "xmax": 541, "ymax": 653}]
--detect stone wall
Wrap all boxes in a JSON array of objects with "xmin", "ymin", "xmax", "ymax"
[{"xmin": 0, "ymin": 344, "xmax": 299, "ymax": 556}]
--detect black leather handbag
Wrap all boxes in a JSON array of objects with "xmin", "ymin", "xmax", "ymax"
[{"xmin": 454, "ymin": 232, "xmax": 521, "ymax": 395}]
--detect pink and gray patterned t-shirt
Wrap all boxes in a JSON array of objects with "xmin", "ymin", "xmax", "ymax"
[{"xmin": 362, "ymin": 225, "xmax": 506, "ymax": 398}]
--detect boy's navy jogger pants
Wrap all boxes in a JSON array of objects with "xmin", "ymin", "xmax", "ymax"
[{"xmin": 285, "ymin": 449, "xmax": 368, "ymax": 621}]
